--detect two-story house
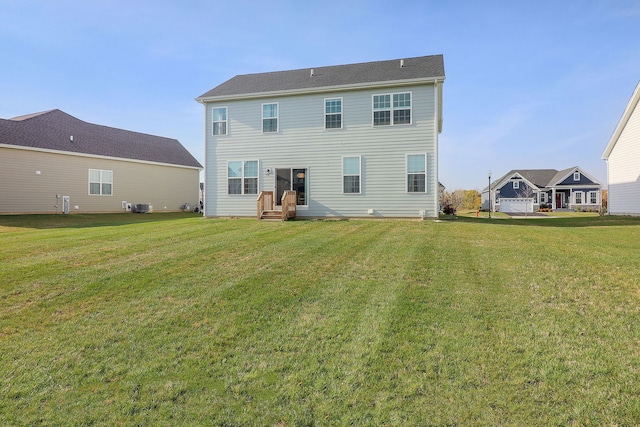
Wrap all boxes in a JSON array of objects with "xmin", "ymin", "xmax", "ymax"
[
  {"xmin": 602, "ymin": 81, "xmax": 640, "ymax": 216},
  {"xmin": 196, "ymin": 54, "xmax": 445, "ymax": 219}
]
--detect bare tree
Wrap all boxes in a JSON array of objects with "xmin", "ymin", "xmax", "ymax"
[
  {"xmin": 516, "ymin": 179, "xmax": 537, "ymax": 218},
  {"xmin": 440, "ymin": 189, "xmax": 465, "ymax": 215}
]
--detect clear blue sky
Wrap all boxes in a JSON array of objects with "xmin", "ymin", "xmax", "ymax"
[{"xmin": 2, "ymin": 0, "xmax": 638, "ymax": 190}]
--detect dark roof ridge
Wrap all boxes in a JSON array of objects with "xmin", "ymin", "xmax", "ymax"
[
  {"xmin": 10, "ymin": 109, "xmax": 59, "ymax": 121},
  {"xmin": 233, "ymin": 54, "xmax": 443, "ymax": 78},
  {"xmin": 197, "ymin": 54, "xmax": 445, "ymax": 100},
  {"xmin": 1, "ymin": 109, "xmax": 202, "ymax": 168}
]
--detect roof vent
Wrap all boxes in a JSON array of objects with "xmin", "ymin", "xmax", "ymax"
[
  {"xmin": 310, "ymin": 69, "xmax": 315, "ymax": 77},
  {"xmin": 400, "ymin": 59, "xmax": 405, "ymax": 68}
]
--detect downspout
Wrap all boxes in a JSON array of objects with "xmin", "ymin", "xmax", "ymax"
[
  {"xmin": 198, "ymin": 98, "xmax": 208, "ymax": 217},
  {"xmin": 604, "ymin": 158, "xmax": 609, "ymax": 215},
  {"xmin": 433, "ymin": 79, "xmax": 441, "ymax": 217}
]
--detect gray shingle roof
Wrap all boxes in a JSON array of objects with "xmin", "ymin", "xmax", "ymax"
[
  {"xmin": 499, "ymin": 169, "xmax": 561, "ymax": 189},
  {"xmin": 197, "ymin": 54, "xmax": 445, "ymax": 99},
  {"xmin": 0, "ymin": 110, "xmax": 202, "ymax": 168}
]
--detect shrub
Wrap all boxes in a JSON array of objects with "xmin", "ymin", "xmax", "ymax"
[{"xmin": 442, "ymin": 204, "xmax": 456, "ymax": 215}]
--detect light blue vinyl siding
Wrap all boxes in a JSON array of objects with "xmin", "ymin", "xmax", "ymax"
[{"xmin": 204, "ymin": 83, "xmax": 439, "ymax": 217}]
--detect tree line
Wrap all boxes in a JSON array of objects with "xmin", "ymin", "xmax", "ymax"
[{"xmin": 440, "ymin": 189, "xmax": 481, "ymax": 214}]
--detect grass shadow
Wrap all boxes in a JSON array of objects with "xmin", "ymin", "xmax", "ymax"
[
  {"xmin": 442, "ymin": 214, "xmax": 640, "ymax": 228},
  {"xmin": 0, "ymin": 212, "xmax": 203, "ymax": 230}
]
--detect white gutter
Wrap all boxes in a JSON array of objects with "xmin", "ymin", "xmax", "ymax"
[
  {"xmin": 0, "ymin": 143, "xmax": 203, "ymax": 170},
  {"xmin": 195, "ymin": 76, "xmax": 446, "ymax": 104}
]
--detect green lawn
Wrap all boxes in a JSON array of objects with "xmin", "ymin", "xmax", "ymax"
[{"xmin": 1, "ymin": 213, "xmax": 639, "ymax": 426}]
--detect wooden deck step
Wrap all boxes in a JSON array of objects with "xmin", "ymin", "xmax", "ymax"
[{"xmin": 260, "ymin": 210, "xmax": 282, "ymax": 220}]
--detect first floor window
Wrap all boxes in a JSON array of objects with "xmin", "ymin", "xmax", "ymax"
[
  {"xmin": 343, "ymin": 156, "xmax": 361, "ymax": 194},
  {"xmin": 589, "ymin": 191, "xmax": 598, "ymax": 204},
  {"xmin": 89, "ymin": 169, "xmax": 112, "ymax": 195},
  {"xmin": 407, "ymin": 154, "xmax": 426, "ymax": 193},
  {"xmin": 213, "ymin": 107, "xmax": 227, "ymax": 135},
  {"xmin": 575, "ymin": 191, "xmax": 583, "ymax": 204},
  {"xmin": 262, "ymin": 103, "xmax": 278, "ymax": 133},
  {"xmin": 228, "ymin": 160, "xmax": 258, "ymax": 195}
]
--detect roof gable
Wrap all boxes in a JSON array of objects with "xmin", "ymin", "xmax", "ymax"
[
  {"xmin": 551, "ymin": 166, "xmax": 600, "ymax": 186},
  {"xmin": 0, "ymin": 110, "xmax": 202, "ymax": 168},
  {"xmin": 197, "ymin": 55, "xmax": 445, "ymax": 100},
  {"xmin": 602, "ymin": 81, "xmax": 640, "ymax": 159}
]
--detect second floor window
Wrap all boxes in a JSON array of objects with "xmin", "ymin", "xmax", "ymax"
[
  {"xmin": 262, "ymin": 103, "xmax": 278, "ymax": 133},
  {"xmin": 373, "ymin": 92, "xmax": 411, "ymax": 126},
  {"xmin": 325, "ymin": 98, "xmax": 342, "ymax": 129},
  {"xmin": 212, "ymin": 107, "xmax": 227, "ymax": 135}
]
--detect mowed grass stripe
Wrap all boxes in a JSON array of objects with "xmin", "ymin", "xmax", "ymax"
[{"xmin": 1, "ymin": 214, "xmax": 640, "ymax": 425}]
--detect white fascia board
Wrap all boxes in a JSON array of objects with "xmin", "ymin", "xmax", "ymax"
[
  {"xmin": 552, "ymin": 167, "xmax": 601, "ymax": 187},
  {"xmin": 195, "ymin": 76, "xmax": 446, "ymax": 103},
  {"xmin": 602, "ymin": 81, "xmax": 640, "ymax": 160},
  {"xmin": 0, "ymin": 143, "xmax": 202, "ymax": 170}
]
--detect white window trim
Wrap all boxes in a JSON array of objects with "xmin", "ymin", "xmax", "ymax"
[
  {"xmin": 88, "ymin": 169, "xmax": 113, "ymax": 196},
  {"xmin": 212, "ymin": 106, "xmax": 228, "ymax": 136},
  {"xmin": 262, "ymin": 102, "xmax": 279, "ymax": 133},
  {"xmin": 589, "ymin": 191, "xmax": 598, "ymax": 204},
  {"xmin": 372, "ymin": 92, "xmax": 412, "ymax": 127},
  {"xmin": 573, "ymin": 172, "xmax": 581, "ymax": 181},
  {"xmin": 513, "ymin": 180, "xmax": 520, "ymax": 190},
  {"xmin": 227, "ymin": 160, "xmax": 259, "ymax": 195},
  {"xmin": 574, "ymin": 191, "xmax": 583, "ymax": 204},
  {"xmin": 342, "ymin": 155, "xmax": 361, "ymax": 194},
  {"xmin": 325, "ymin": 97, "xmax": 343, "ymax": 130},
  {"xmin": 406, "ymin": 153, "xmax": 427, "ymax": 193}
]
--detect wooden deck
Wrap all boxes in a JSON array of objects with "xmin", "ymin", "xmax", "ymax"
[{"xmin": 256, "ymin": 191, "xmax": 296, "ymax": 220}]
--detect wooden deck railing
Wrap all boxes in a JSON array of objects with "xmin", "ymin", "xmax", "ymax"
[
  {"xmin": 256, "ymin": 190, "xmax": 296, "ymax": 220},
  {"xmin": 256, "ymin": 191, "xmax": 274, "ymax": 220},
  {"xmin": 281, "ymin": 190, "xmax": 297, "ymax": 220}
]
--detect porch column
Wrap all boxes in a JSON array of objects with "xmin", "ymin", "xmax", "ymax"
[{"xmin": 551, "ymin": 188, "xmax": 556, "ymax": 210}]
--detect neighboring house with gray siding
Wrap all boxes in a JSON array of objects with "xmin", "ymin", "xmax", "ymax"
[
  {"xmin": 602, "ymin": 81, "xmax": 640, "ymax": 216},
  {"xmin": 482, "ymin": 167, "xmax": 602, "ymax": 213},
  {"xmin": 196, "ymin": 54, "xmax": 445, "ymax": 219},
  {"xmin": 0, "ymin": 109, "xmax": 202, "ymax": 214}
]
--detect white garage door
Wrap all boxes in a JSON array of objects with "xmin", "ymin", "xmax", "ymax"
[{"xmin": 499, "ymin": 198, "xmax": 533, "ymax": 213}]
